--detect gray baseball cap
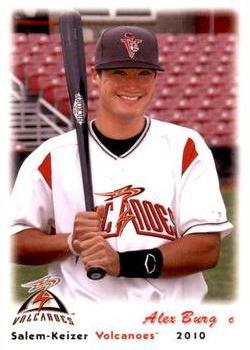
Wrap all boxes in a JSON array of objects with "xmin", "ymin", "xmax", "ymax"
[{"xmin": 95, "ymin": 26, "xmax": 164, "ymax": 71}]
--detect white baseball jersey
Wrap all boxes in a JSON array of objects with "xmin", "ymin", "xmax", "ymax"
[{"xmin": 10, "ymin": 117, "xmax": 232, "ymax": 303}]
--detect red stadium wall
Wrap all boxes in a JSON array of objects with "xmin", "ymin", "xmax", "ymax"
[{"xmin": 195, "ymin": 11, "xmax": 237, "ymax": 33}]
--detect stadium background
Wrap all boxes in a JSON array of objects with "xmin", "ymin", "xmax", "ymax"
[{"xmin": 10, "ymin": 8, "xmax": 237, "ymax": 302}]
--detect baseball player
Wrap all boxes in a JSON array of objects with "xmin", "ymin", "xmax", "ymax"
[{"xmin": 10, "ymin": 26, "xmax": 233, "ymax": 303}]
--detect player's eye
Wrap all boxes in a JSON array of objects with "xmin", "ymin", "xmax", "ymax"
[
  {"xmin": 112, "ymin": 69, "xmax": 126, "ymax": 76},
  {"xmin": 139, "ymin": 70, "xmax": 156, "ymax": 77},
  {"xmin": 139, "ymin": 70, "xmax": 150, "ymax": 75}
]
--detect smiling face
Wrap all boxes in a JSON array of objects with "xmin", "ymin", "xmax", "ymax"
[{"xmin": 91, "ymin": 68, "xmax": 156, "ymax": 122}]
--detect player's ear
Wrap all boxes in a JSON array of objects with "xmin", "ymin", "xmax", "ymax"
[{"xmin": 90, "ymin": 66, "xmax": 101, "ymax": 86}]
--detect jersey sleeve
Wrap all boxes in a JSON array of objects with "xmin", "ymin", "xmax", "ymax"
[
  {"xmin": 177, "ymin": 132, "xmax": 233, "ymax": 237},
  {"xmin": 10, "ymin": 150, "xmax": 54, "ymax": 235}
]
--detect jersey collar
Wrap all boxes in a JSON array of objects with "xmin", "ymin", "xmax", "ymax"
[{"xmin": 89, "ymin": 116, "xmax": 151, "ymax": 160}]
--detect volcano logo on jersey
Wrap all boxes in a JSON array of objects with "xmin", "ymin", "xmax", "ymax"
[
  {"xmin": 98, "ymin": 185, "xmax": 144, "ymax": 235},
  {"xmin": 120, "ymin": 32, "xmax": 143, "ymax": 59},
  {"xmin": 97, "ymin": 185, "xmax": 177, "ymax": 240}
]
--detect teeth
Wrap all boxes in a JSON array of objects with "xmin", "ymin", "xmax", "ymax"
[{"xmin": 120, "ymin": 95, "xmax": 140, "ymax": 101}]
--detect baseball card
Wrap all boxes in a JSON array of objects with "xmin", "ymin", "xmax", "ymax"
[{"xmin": 1, "ymin": 0, "xmax": 249, "ymax": 349}]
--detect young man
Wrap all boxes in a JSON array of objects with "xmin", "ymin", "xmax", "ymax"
[{"xmin": 10, "ymin": 26, "xmax": 232, "ymax": 303}]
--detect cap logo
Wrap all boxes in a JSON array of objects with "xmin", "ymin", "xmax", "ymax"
[{"xmin": 120, "ymin": 32, "xmax": 142, "ymax": 59}]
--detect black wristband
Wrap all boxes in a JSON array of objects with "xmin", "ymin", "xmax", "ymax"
[{"xmin": 118, "ymin": 248, "xmax": 163, "ymax": 278}]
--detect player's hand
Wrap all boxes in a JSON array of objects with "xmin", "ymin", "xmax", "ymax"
[
  {"xmin": 72, "ymin": 206, "xmax": 104, "ymax": 241},
  {"xmin": 71, "ymin": 206, "xmax": 120, "ymax": 276},
  {"xmin": 73, "ymin": 232, "xmax": 120, "ymax": 277}
]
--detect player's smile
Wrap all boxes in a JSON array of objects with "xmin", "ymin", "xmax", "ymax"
[
  {"xmin": 92, "ymin": 68, "xmax": 156, "ymax": 120},
  {"xmin": 118, "ymin": 95, "xmax": 141, "ymax": 101},
  {"xmin": 116, "ymin": 93, "xmax": 143, "ymax": 105}
]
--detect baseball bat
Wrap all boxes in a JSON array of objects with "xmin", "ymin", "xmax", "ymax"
[{"xmin": 59, "ymin": 11, "xmax": 106, "ymax": 280}]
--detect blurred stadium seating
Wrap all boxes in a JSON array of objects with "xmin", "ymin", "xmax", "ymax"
[{"xmin": 10, "ymin": 31, "xmax": 237, "ymax": 154}]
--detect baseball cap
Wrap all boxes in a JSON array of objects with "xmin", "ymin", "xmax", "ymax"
[{"xmin": 95, "ymin": 26, "xmax": 164, "ymax": 71}]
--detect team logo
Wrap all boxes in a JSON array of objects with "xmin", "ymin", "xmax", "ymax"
[
  {"xmin": 13, "ymin": 275, "xmax": 74, "ymax": 325},
  {"xmin": 120, "ymin": 32, "xmax": 143, "ymax": 59},
  {"xmin": 97, "ymin": 185, "xmax": 177, "ymax": 240},
  {"xmin": 73, "ymin": 92, "xmax": 87, "ymax": 125}
]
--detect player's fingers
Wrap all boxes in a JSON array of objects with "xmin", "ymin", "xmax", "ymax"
[
  {"xmin": 83, "ymin": 256, "xmax": 119, "ymax": 276},
  {"xmin": 73, "ymin": 238, "xmax": 107, "ymax": 257},
  {"xmin": 100, "ymin": 231, "xmax": 109, "ymax": 239},
  {"xmin": 74, "ymin": 230, "xmax": 103, "ymax": 242},
  {"xmin": 74, "ymin": 211, "xmax": 99, "ymax": 221},
  {"xmin": 74, "ymin": 216, "xmax": 101, "ymax": 238},
  {"xmin": 80, "ymin": 241, "xmax": 120, "ymax": 276},
  {"xmin": 82, "ymin": 257, "xmax": 106, "ymax": 272},
  {"xmin": 74, "ymin": 224, "xmax": 100, "ymax": 237},
  {"xmin": 75, "ymin": 211, "xmax": 98, "ymax": 219},
  {"xmin": 73, "ymin": 239, "xmax": 105, "ymax": 258},
  {"xmin": 78, "ymin": 236, "xmax": 106, "ymax": 257},
  {"xmin": 74, "ymin": 217, "xmax": 100, "ymax": 228}
]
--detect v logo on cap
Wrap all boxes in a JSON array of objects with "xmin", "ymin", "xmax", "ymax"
[{"xmin": 121, "ymin": 32, "xmax": 143, "ymax": 59}]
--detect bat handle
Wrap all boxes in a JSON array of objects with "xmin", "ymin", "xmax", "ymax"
[{"xmin": 87, "ymin": 267, "xmax": 106, "ymax": 280}]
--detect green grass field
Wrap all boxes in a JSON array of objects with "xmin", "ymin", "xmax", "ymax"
[
  {"xmin": 204, "ymin": 187, "xmax": 237, "ymax": 302},
  {"xmin": 11, "ymin": 187, "xmax": 236, "ymax": 302}
]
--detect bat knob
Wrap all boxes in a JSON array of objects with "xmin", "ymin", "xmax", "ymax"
[{"xmin": 87, "ymin": 267, "xmax": 106, "ymax": 280}]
